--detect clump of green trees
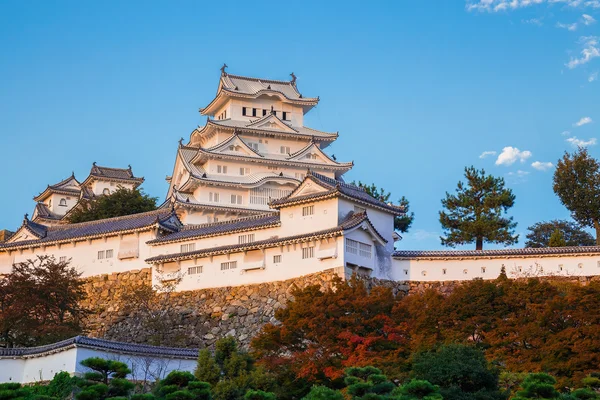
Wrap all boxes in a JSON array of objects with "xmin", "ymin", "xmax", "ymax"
[{"xmin": 2, "ymin": 338, "xmax": 599, "ymax": 400}]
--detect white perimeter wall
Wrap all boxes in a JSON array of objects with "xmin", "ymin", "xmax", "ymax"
[
  {"xmin": 0, "ymin": 347, "xmax": 197, "ymax": 384},
  {"xmin": 392, "ymin": 254, "xmax": 600, "ymax": 281}
]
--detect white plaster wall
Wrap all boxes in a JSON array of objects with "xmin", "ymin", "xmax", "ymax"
[
  {"xmin": 20, "ymin": 347, "xmax": 78, "ymax": 383},
  {"xmin": 1, "ymin": 231, "xmax": 156, "ymax": 278},
  {"xmin": 200, "ymin": 159, "xmax": 335, "ymax": 181},
  {"xmin": 391, "ymin": 254, "xmax": 600, "ymax": 282},
  {"xmin": 157, "ymin": 236, "xmax": 344, "ymax": 291},
  {"xmin": 229, "ymin": 98, "xmax": 304, "ymax": 127},
  {"xmin": 344, "ymin": 229, "xmax": 376, "ymax": 272},
  {"xmin": 48, "ymin": 193, "xmax": 78, "ymax": 216},
  {"xmin": 91, "ymin": 181, "xmax": 136, "ymax": 196},
  {"xmin": 75, "ymin": 348, "xmax": 197, "ymax": 382},
  {"xmin": 278, "ymin": 198, "xmax": 339, "ymax": 237},
  {"xmin": 0, "ymin": 346, "xmax": 197, "ymax": 384},
  {"xmin": 148, "ymin": 225, "xmax": 283, "ymax": 259},
  {"xmin": 0, "ymin": 359, "xmax": 25, "ymax": 383}
]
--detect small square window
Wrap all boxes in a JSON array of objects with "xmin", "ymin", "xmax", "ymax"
[
  {"xmin": 188, "ymin": 266, "xmax": 202, "ymax": 275},
  {"xmin": 106, "ymin": 249, "xmax": 113, "ymax": 259},
  {"xmin": 273, "ymin": 255, "xmax": 282, "ymax": 263},
  {"xmin": 59, "ymin": 256, "xmax": 67, "ymax": 263},
  {"xmin": 442, "ymin": 268, "xmax": 447, "ymax": 275}
]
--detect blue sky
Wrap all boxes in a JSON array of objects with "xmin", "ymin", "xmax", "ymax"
[{"xmin": 1, "ymin": 0, "xmax": 599, "ymax": 250}]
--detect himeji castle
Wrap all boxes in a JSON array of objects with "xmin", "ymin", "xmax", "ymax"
[
  {"xmin": 165, "ymin": 66, "xmax": 353, "ymax": 224},
  {"xmin": 3, "ymin": 67, "xmax": 600, "ymax": 290}
]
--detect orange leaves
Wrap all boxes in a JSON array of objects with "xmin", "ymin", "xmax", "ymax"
[{"xmin": 252, "ymin": 276, "xmax": 600, "ymax": 389}]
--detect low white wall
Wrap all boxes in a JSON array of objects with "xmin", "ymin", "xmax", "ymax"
[
  {"xmin": 392, "ymin": 254, "xmax": 600, "ymax": 281},
  {"xmin": 0, "ymin": 345, "xmax": 197, "ymax": 384}
]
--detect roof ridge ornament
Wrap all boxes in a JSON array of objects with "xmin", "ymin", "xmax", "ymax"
[
  {"xmin": 220, "ymin": 63, "xmax": 228, "ymax": 76},
  {"xmin": 290, "ymin": 72, "xmax": 297, "ymax": 85},
  {"xmin": 179, "ymin": 138, "xmax": 184, "ymax": 147},
  {"xmin": 23, "ymin": 213, "xmax": 29, "ymax": 223}
]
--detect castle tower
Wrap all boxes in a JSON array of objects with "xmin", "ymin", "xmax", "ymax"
[{"xmin": 165, "ymin": 67, "xmax": 353, "ymax": 224}]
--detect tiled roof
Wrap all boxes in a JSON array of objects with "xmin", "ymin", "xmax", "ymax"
[
  {"xmin": 146, "ymin": 211, "xmax": 371, "ymax": 263},
  {"xmin": 1, "ymin": 209, "xmax": 180, "ymax": 250},
  {"xmin": 222, "ymin": 73, "xmax": 318, "ymax": 102},
  {"xmin": 169, "ymin": 193, "xmax": 272, "ymax": 215},
  {"xmin": 0, "ymin": 336, "xmax": 198, "ymax": 359},
  {"xmin": 392, "ymin": 246, "xmax": 600, "ymax": 259},
  {"xmin": 33, "ymin": 203, "xmax": 62, "ymax": 220},
  {"xmin": 270, "ymin": 171, "xmax": 406, "ymax": 215},
  {"xmin": 88, "ymin": 163, "xmax": 144, "ymax": 183},
  {"xmin": 147, "ymin": 214, "xmax": 281, "ymax": 245},
  {"xmin": 49, "ymin": 174, "xmax": 80, "ymax": 190},
  {"xmin": 33, "ymin": 175, "xmax": 81, "ymax": 202},
  {"xmin": 205, "ymin": 117, "xmax": 338, "ymax": 139},
  {"xmin": 185, "ymin": 145, "xmax": 353, "ymax": 172}
]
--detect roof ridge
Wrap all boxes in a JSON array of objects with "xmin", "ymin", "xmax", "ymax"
[
  {"xmin": 47, "ymin": 209, "xmax": 170, "ymax": 232},
  {"xmin": 180, "ymin": 213, "xmax": 278, "ymax": 231},
  {"xmin": 225, "ymin": 73, "xmax": 296, "ymax": 85}
]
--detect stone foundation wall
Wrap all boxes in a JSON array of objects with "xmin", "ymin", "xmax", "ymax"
[{"xmin": 81, "ymin": 268, "xmax": 600, "ymax": 349}]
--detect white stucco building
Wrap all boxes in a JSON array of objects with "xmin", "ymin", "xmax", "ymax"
[
  {"xmin": 2, "ymin": 67, "xmax": 600, "ymax": 289},
  {"xmin": 0, "ymin": 336, "xmax": 197, "ymax": 384},
  {"xmin": 0, "ymin": 68, "xmax": 404, "ymax": 289}
]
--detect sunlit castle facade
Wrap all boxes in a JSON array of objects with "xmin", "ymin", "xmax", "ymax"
[
  {"xmin": 30, "ymin": 163, "xmax": 144, "ymax": 227},
  {"xmin": 4, "ymin": 68, "xmax": 600, "ymax": 290},
  {"xmin": 0, "ymin": 68, "xmax": 406, "ymax": 290},
  {"xmin": 164, "ymin": 66, "xmax": 352, "ymax": 224}
]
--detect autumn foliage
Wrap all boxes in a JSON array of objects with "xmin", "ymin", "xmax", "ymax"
[{"xmin": 251, "ymin": 274, "xmax": 600, "ymax": 389}]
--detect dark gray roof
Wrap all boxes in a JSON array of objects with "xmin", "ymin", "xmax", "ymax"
[
  {"xmin": 146, "ymin": 211, "xmax": 371, "ymax": 263},
  {"xmin": 1, "ymin": 209, "xmax": 180, "ymax": 250},
  {"xmin": 148, "ymin": 214, "xmax": 280, "ymax": 245},
  {"xmin": 89, "ymin": 163, "xmax": 144, "ymax": 183},
  {"xmin": 222, "ymin": 73, "xmax": 318, "ymax": 102},
  {"xmin": 392, "ymin": 246, "xmax": 600, "ymax": 259},
  {"xmin": 0, "ymin": 336, "xmax": 198, "ymax": 359},
  {"xmin": 270, "ymin": 171, "xmax": 406, "ymax": 215},
  {"xmin": 206, "ymin": 117, "xmax": 337, "ymax": 139},
  {"xmin": 34, "ymin": 203, "xmax": 62, "ymax": 220}
]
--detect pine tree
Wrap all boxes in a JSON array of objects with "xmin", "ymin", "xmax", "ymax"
[
  {"xmin": 439, "ymin": 166, "xmax": 518, "ymax": 250},
  {"xmin": 553, "ymin": 148, "xmax": 600, "ymax": 245},
  {"xmin": 67, "ymin": 187, "xmax": 157, "ymax": 223},
  {"xmin": 548, "ymin": 229, "xmax": 567, "ymax": 247}
]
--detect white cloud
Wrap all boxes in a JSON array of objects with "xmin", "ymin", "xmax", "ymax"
[
  {"xmin": 589, "ymin": 71, "xmax": 599, "ymax": 81},
  {"xmin": 508, "ymin": 170, "xmax": 530, "ymax": 177},
  {"xmin": 479, "ymin": 150, "xmax": 498, "ymax": 158},
  {"xmin": 495, "ymin": 146, "xmax": 533, "ymax": 166},
  {"xmin": 574, "ymin": 116, "xmax": 593, "ymax": 126},
  {"xmin": 531, "ymin": 161, "xmax": 554, "ymax": 170},
  {"xmin": 523, "ymin": 17, "xmax": 543, "ymax": 25},
  {"xmin": 466, "ymin": 0, "xmax": 598, "ymax": 12},
  {"xmin": 582, "ymin": 14, "xmax": 596, "ymax": 25},
  {"xmin": 566, "ymin": 136, "xmax": 598, "ymax": 146},
  {"xmin": 506, "ymin": 170, "xmax": 530, "ymax": 183},
  {"xmin": 566, "ymin": 36, "xmax": 600, "ymax": 69},
  {"xmin": 557, "ymin": 22, "xmax": 578, "ymax": 31},
  {"xmin": 412, "ymin": 229, "xmax": 440, "ymax": 241},
  {"xmin": 561, "ymin": 130, "xmax": 571, "ymax": 136}
]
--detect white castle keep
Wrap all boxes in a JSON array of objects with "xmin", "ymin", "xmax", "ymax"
[{"xmin": 2, "ymin": 67, "xmax": 600, "ymax": 290}]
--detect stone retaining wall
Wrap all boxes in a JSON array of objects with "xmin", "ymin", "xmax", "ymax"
[{"xmin": 81, "ymin": 268, "xmax": 599, "ymax": 349}]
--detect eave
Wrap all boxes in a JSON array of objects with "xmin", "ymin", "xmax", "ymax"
[
  {"xmin": 187, "ymin": 146, "xmax": 353, "ymax": 172},
  {"xmin": 200, "ymin": 89, "xmax": 319, "ymax": 116}
]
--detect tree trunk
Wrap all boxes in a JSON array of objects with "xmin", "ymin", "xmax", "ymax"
[
  {"xmin": 595, "ymin": 220, "xmax": 600, "ymax": 246},
  {"xmin": 476, "ymin": 237, "xmax": 483, "ymax": 250}
]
